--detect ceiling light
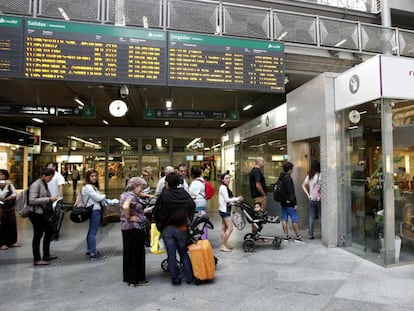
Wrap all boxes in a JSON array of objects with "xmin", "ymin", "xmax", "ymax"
[
  {"xmin": 143, "ymin": 16, "xmax": 149, "ymax": 28},
  {"xmin": 165, "ymin": 99, "xmax": 173, "ymax": 110},
  {"xmin": 41, "ymin": 139, "xmax": 56, "ymax": 144},
  {"xmin": 277, "ymin": 31, "xmax": 288, "ymax": 41},
  {"xmin": 102, "ymin": 120, "xmax": 109, "ymax": 125},
  {"xmin": 32, "ymin": 118, "xmax": 44, "ymax": 123},
  {"xmin": 69, "ymin": 136, "xmax": 100, "ymax": 149},
  {"xmin": 243, "ymin": 104, "xmax": 253, "ymax": 111},
  {"xmin": 211, "ymin": 143, "xmax": 221, "ymax": 149},
  {"xmin": 115, "ymin": 137, "xmax": 131, "ymax": 147},
  {"xmin": 156, "ymin": 138, "xmax": 162, "ymax": 147},
  {"xmin": 204, "ymin": 147, "xmax": 210, "ymax": 151},
  {"xmin": 186, "ymin": 137, "xmax": 201, "ymax": 149},
  {"xmin": 220, "ymin": 122, "xmax": 226, "ymax": 128},
  {"xmin": 58, "ymin": 7, "xmax": 70, "ymax": 20},
  {"xmin": 164, "ymin": 120, "xmax": 169, "ymax": 126},
  {"xmin": 74, "ymin": 96, "xmax": 85, "ymax": 106},
  {"xmin": 335, "ymin": 39, "xmax": 347, "ymax": 47}
]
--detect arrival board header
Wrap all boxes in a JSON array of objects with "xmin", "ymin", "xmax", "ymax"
[
  {"xmin": 23, "ymin": 19, "xmax": 167, "ymax": 85},
  {"xmin": 0, "ymin": 16, "xmax": 23, "ymax": 78},
  {"xmin": 168, "ymin": 32, "xmax": 285, "ymax": 92}
]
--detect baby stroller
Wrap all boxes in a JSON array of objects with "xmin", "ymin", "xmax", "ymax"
[
  {"xmin": 160, "ymin": 214, "xmax": 216, "ymax": 272},
  {"xmin": 230, "ymin": 201, "xmax": 282, "ymax": 252}
]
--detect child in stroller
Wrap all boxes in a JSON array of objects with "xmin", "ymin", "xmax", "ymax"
[
  {"xmin": 231, "ymin": 201, "xmax": 282, "ymax": 252},
  {"xmin": 160, "ymin": 214, "xmax": 217, "ymax": 272}
]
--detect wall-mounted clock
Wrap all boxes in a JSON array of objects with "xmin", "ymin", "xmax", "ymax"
[
  {"xmin": 109, "ymin": 100, "xmax": 128, "ymax": 117},
  {"xmin": 348, "ymin": 109, "xmax": 361, "ymax": 124}
]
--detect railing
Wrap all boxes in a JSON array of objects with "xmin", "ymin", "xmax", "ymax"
[{"xmin": 0, "ymin": 0, "xmax": 412, "ymax": 57}]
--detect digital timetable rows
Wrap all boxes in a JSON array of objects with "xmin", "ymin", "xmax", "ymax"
[{"xmin": 0, "ymin": 15, "xmax": 285, "ymax": 93}]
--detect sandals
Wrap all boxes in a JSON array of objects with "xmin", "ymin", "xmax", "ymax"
[
  {"xmin": 0, "ymin": 245, "xmax": 8, "ymax": 250},
  {"xmin": 34, "ymin": 260, "xmax": 50, "ymax": 266}
]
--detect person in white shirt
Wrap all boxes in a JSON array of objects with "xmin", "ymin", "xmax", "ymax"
[
  {"xmin": 301, "ymin": 160, "xmax": 321, "ymax": 239},
  {"xmin": 155, "ymin": 166, "xmax": 175, "ymax": 196},
  {"xmin": 46, "ymin": 162, "xmax": 65, "ymax": 209},
  {"xmin": 218, "ymin": 173, "xmax": 243, "ymax": 252},
  {"xmin": 176, "ymin": 163, "xmax": 189, "ymax": 193}
]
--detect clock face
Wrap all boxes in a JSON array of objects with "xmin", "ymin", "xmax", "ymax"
[
  {"xmin": 348, "ymin": 109, "xmax": 361, "ymax": 124},
  {"xmin": 109, "ymin": 100, "xmax": 128, "ymax": 117}
]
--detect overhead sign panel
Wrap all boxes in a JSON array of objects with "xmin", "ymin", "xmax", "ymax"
[
  {"xmin": 0, "ymin": 15, "xmax": 23, "ymax": 78},
  {"xmin": 0, "ymin": 104, "xmax": 95, "ymax": 117},
  {"xmin": 23, "ymin": 19, "xmax": 167, "ymax": 85},
  {"xmin": 144, "ymin": 108, "xmax": 239, "ymax": 121},
  {"xmin": 168, "ymin": 32, "xmax": 285, "ymax": 92}
]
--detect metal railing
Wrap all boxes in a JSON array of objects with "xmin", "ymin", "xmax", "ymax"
[{"xmin": 0, "ymin": 0, "xmax": 412, "ymax": 57}]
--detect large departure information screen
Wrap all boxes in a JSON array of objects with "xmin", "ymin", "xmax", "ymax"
[
  {"xmin": 0, "ymin": 16, "xmax": 23, "ymax": 78},
  {"xmin": 168, "ymin": 32, "xmax": 284, "ymax": 92},
  {"xmin": 23, "ymin": 19, "xmax": 167, "ymax": 85}
]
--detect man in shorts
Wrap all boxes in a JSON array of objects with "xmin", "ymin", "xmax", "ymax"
[{"xmin": 279, "ymin": 162, "xmax": 303, "ymax": 242}]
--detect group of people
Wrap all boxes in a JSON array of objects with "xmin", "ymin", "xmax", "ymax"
[
  {"xmin": 120, "ymin": 163, "xmax": 209, "ymax": 286},
  {"xmin": 247, "ymin": 156, "xmax": 322, "ymax": 242},
  {"xmin": 1, "ymin": 157, "xmax": 322, "ymax": 288}
]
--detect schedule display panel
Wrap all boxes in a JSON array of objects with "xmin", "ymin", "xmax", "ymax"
[
  {"xmin": 24, "ymin": 19, "xmax": 167, "ymax": 85},
  {"xmin": 0, "ymin": 16, "xmax": 23, "ymax": 78},
  {"xmin": 168, "ymin": 32, "xmax": 285, "ymax": 92}
]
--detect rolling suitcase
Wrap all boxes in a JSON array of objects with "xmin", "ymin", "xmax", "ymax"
[{"xmin": 188, "ymin": 239, "xmax": 215, "ymax": 284}]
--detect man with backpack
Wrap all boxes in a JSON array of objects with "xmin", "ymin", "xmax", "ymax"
[{"xmin": 277, "ymin": 162, "xmax": 303, "ymax": 242}]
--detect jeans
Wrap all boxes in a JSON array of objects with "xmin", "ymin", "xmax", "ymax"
[
  {"xmin": 87, "ymin": 210, "xmax": 101, "ymax": 255},
  {"xmin": 308, "ymin": 200, "xmax": 321, "ymax": 237},
  {"xmin": 162, "ymin": 226, "xmax": 193, "ymax": 284}
]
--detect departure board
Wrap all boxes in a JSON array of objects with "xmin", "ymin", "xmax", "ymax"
[
  {"xmin": 24, "ymin": 19, "xmax": 167, "ymax": 85},
  {"xmin": 0, "ymin": 16, "xmax": 23, "ymax": 78},
  {"xmin": 168, "ymin": 32, "xmax": 284, "ymax": 92}
]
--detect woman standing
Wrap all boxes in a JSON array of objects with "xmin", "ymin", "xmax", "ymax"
[
  {"xmin": 189, "ymin": 166, "xmax": 208, "ymax": 239},
  {"xmin": 28, "ymin": 168, "xmax": 59, "ymax": 265},
  {"xmin": 301, "ymin": 160, "xmax": 321, "ymax": 239},
  {"xmin": 120, "ymin": 177, "xmax": 152, "ymax": 287},
  {"xmin": 82, "ymin": 170, "xmax": 106, "ymax": 259},
  {"xmin": 218, "ymin": 173, "xmax": 243, "ymax": 252},
  {"xmin": 0, "ymin": 169, "xmax": 19, "ymax": 250}
]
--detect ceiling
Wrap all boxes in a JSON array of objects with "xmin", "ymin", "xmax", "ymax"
[{"xmin": 0, "ymin": 53, "xmax": 360, "ymax": 135}]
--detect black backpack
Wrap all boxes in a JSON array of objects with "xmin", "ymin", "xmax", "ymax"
[{"xmin": 273, "ymin": 175, "xmax": 287, "ymax": 203}]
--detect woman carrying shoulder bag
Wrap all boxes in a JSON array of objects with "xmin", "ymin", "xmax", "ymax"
[
  {"xmin": 301, "ymin": 160, "xmax": 321, "ymax": 240},
  {"xmin": 82, "ymin": 169, "xmax": 106, "ymax": 259},
  {"xmin": 28, "ymin": 168, "xmax": 59, "ymax": 265}
]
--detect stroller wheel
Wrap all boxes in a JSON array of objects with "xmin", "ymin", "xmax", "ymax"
[
  {"xmin": 272, "ymin": 237, "xmax": 282, "ymax": 249},
  {"xmin": 243, "ymin": 233, "xmax": 255, "ymax": 241},
  {"xmin": 243, "ymin": 239, "xmax": 255, "ymax": 252},
  {"xmin": 161, "ymin": 258, "xmax": 183, "ymax": 272},
  {"xmin": 161, "ymin": 259, "xmax": 169, "ymax": 272}
]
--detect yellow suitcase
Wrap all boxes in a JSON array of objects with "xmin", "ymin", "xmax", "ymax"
[{"xmin": 188, "ymin": 239, "xmax": 215, "ymax": 283}]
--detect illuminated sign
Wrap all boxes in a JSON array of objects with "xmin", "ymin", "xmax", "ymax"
[{"xmin": 0, "ymin": 16, "xmax": 23, "ymax": 78}]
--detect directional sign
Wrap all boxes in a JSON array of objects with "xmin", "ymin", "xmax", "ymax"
[
  {"xmin": 144, "ymin": 108, "xmax": 239, "ymax": 121},
  {"xmin": 0, "ymin": 104, "xmax": 95, "ymax": 117}
]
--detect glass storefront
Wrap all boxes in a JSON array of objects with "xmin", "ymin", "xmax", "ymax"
[
  {"xmin": 0, "ymin": 143, "xmax": 25, "ymax": 189},
  {"xmin": 338, "ymin": 100, "xmax": 414, "ymax": 265}
]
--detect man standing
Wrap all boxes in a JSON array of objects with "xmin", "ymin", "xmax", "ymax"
[
  {"xmin": 249, "ymin": 157, "xmax": 267, "ymax": 234},
  {"xmin": 71, "ymin": 165, "xmax": 80, "ymax": 193},
  {"xmin": 176, "ymin": 163, "xmax": 189, "ymax": 192},
  {"xmin": 155, "ymin": 166, "xmax": 175, "ymax": 196},
  {"xmin": 279, "ymin": 162, "xmax": 303, "ymax": 242},
  {"xmin": 46, "ymin": 162, "xmax": 65, "ymax": 207},
  {"xmin": 154, "ymin": 172, "xmax": 195, "ymax": 286}
]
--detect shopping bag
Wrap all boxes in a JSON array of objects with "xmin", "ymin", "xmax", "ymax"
[{"xmin": 150, "ymin": 223, "xmax": 166, "ymax": 254}]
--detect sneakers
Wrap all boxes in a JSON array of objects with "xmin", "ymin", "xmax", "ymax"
[
  {"xmin": 295, "ymin": 236, "xmax": 303, "ymax": 242},
  {"xmin": 90, "ymin": 252, "xmax": 107, "ymax": 259},
  {"xmin": 308, "ymin": 235, "xmax": 315, "ymax": 240},
  {"xmin": 284, "ymin": 236, "xmax": 291, "ymax": 241}
]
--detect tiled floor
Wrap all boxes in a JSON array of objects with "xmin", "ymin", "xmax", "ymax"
[{"xmin": 1, "ymin": 187, "xmax": 414, "ymax": 310}]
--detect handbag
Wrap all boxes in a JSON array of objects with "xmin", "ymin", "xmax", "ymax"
[
  {"xmin": 150, "ymin": 223, "xmax": 166, "ymax": 254},
  {"xmin": 70, "ymin": 192, "xmax": 94, "ymax": 223}
]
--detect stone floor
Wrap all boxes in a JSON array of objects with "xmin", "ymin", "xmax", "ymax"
[{"xmin": 1, "ymin": 187, "xmax": 414, "ymax": 310}]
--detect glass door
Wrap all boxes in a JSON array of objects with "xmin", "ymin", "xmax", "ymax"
[{"xmin": 338, "ymin": 102, "xmax": 382, "ymax": 256}]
